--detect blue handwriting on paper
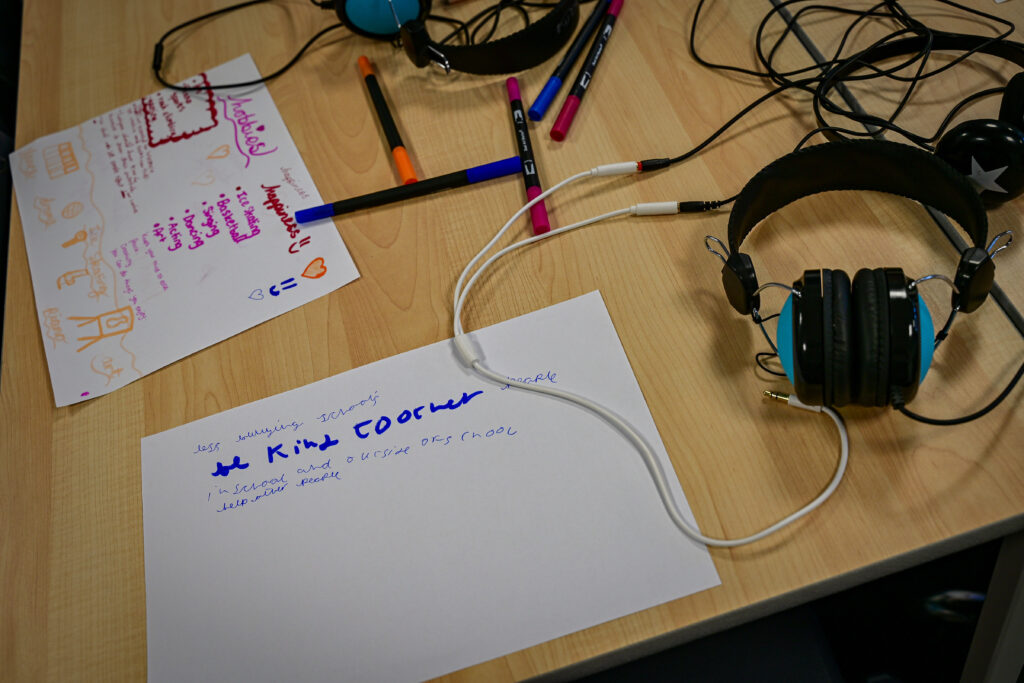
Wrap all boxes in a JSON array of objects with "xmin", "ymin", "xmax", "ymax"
[
  {"xmin": 214, "ymin": 475, "xmax": 288, "ymax": 511},
  {"xmin": 420, "ymin": 425, "xmax": 518, "ymax": 448},
  {"xmin": 236, "ymin": 419, "xmax": 304, "ymax": 442},
  {"xmin": 500, "ymin": 370, "xmax": 558, "ymax": 390},
  {"xmin": 352, "ymin": 389, "xmax": 484, "ymax": 440},
  {"xmin": 211, "ymin": 455, "xmax": 249, "ymax": 477},
  {"xmin": 266, "ymin": 432, "xmax": 340, "ymax": 463},
  {"xmin": 297, "ymin": 470, "xmax": 341, "ymax": 487},
  {"xmin": 317, "ymin": 390, "xmax": 380, "ymax": 423}
]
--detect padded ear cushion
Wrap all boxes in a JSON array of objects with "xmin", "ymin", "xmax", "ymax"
[
  {"xmin": 999, "ymin": 72, "xmax": 1024, "ymax": 128},
  {"xmin": 852, "ymin": 269, "xmax": 890, "ymax": 407},
  {"xmin": 829, "ymin": 270, "xmax": 853, "ymax": 407}
]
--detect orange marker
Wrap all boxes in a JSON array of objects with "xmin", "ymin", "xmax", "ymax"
[{"xmin": 358, "ymin": 56, "xmax": 418, "ymax": 185}]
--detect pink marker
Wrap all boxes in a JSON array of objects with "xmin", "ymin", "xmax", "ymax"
[
  {"xmin": 550, "ymin": 0, "xmax": 624, "ymax": 142},
  {"xmin": 506, "ymin": 77, "xmax": 550, "ymax": 234}
]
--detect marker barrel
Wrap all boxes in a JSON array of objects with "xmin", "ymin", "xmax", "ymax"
[
  {"xmin": 295, "ymin": 157, "xmax": 522, "ymax": 223},
  {"xmin": 550, "ymin": 0, "xmax": 623, "ymax": 141},
  {"xmin": 507, "ymin": 77, "xmax": 550, "ymax": 234},
  {"xmin": 528, "ymin": 0, "xmax": 611, "ymax": 121},
  {"xmin": 359, "ymin": 55, "xmax": 418, "ymax": 185}
]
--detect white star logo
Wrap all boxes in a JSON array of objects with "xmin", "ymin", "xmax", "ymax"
[{"xmin": 968, "ymin": 157, "xmax": 1008, "ymax": 193}]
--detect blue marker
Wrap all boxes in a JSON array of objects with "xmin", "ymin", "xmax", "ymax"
[
  {"xmin": 295, "ymin": 157, "xmax": 523, "ymax": 223},
  {"xmin": 528, "ymin": 0, "xmax": 611, "ymax": 121}
]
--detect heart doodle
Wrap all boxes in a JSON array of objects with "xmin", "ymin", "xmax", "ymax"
[
  {"xmin": 302, "ymin": 257, "xmax": 327, "ymax": 279},
  {"xmin": 208, "ymin": 144, "xmax": 231, "ymax": 160},
  {"xmin": 192, "ymin": 170, "xmax": 215, "ymax": 186},
  {"xmin": 248, "ymin": 289, "xmax": 264, "ymax": 301}
]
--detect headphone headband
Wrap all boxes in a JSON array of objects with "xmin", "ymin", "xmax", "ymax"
[
  {"xmin": 400, "ymin": 0, "xmax": 580, "ymax": 75},
  {"xmin": 720, "ymin": 139, "xmax": 993, "ymax": 317},
  {"xmin": 728, "ymin": 139, "xmax": 989, "ymax": 252}
]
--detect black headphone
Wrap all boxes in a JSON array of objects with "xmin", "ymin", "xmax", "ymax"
[
  {"xmin": 154, "ymin": 0, "xmax": 581, "ymax": 91},
  {"xmin": 398, "ymin": 0, "xmax": 581, "ymax": 75},
  {"xmin": 814, "ymin": 32, "xmax": 1024, "ymax": 208},
  {"xmin": 717, "ymin": 139, "xmax": 994, "ymax": 408},
  {"xmin": 333, "ymin": 0, "xmax": 431, "ymax": 40}
]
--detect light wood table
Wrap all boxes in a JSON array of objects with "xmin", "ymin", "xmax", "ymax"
[{"xmin": 3, "ymin": 1, "xmax": 1023, "ymax": 680}]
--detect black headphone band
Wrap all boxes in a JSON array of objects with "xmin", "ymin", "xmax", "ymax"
[
  {"xmin": 727, "ymin": 139, "xmax": 989, "ymax": 253},
  {"xmin": 400, "ymin": 0, "xmax": 580, "ymax": 75}
]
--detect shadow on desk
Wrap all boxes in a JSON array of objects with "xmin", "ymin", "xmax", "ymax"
[{"xmin": 576, "ymin": 540, "xmax": 1001, "ymax": 683}]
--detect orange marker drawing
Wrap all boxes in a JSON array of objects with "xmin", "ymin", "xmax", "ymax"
[
  {"xmin": 69, "ymin": 306, "xmax": 134, "ymax": 352},
  {"xmin": 43, "ymin": 141, "xmax": 79, "ymax": 179},
  {"xmin": 90, "ymin": 355, "xmax": 124, "ymax": 384},
  {"xmin": 358, "ymin": 56, "xmax": 418, "ymax": 185},
  {"xmin": 57, "ymin": 268, "xmax": 90, "ymax": 289},
  {"xmin": 302, "ymin": 257, "xmax": 327, "ymax": 279},
  {"xmin": 35, "ymin": 197, "xmax": 56, "ymax": 226},
  {"xmin": 208, "ymin": 144, "xmax": 231, "ymax": 159},
  {"xmin": 62, "ymin": 201, "xmax": 84, "ymax": 219},
  {"xmin": 192, "ymin": 170, "xmax": 215, "ymax": 186},
  {"xmin": 62, "ymin": 230, "xmax": 88, "ymax": 248}
]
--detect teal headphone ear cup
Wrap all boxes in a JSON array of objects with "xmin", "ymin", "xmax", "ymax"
[
  {"xmin": 777, "ymin": 295, "xmax": 795, "ymax": 385},
  {"xmin": 337, "ymin": 0, "xmax": 429, "ymax": 39},
  {"xmin": 919, "ymin": 296, "xmax": 935, "ymax": 384},
  {"xmin": 778, "ymin": 269, "xmax": 932, "ymax": 406}
]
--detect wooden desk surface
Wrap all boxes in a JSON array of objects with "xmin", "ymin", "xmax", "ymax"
[{"xmin": 3, "ymin": 1, "xmax": 1024, "ymax": 680}]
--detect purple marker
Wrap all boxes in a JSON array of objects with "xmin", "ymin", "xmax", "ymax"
[
  {"xmin": 506, "ymin": 77, "xmax": 550, "ymax": 235},
  {"xmin": 550, "ymin": 0, "xmax": 624, "ymax": 142}
]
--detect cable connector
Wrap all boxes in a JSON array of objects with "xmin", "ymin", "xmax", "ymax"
[
  {"xmin": 763, "ymin": 390, "xmax": 822, "ymax": 413},
  {"xmin": 452, "ymin": 334, "xmax": 483, "ymax": 367},
  {"xmin": 631, "ymin": 202, "xmax": 679, "ymax": 216},
  {"xmin": 591, "ymin": 162, "xmax": 640, "ymax": 177},
  {"xmin": 678, "ymin": 199, "xmax": 730, "ymax": 213},
  {"xmin": 638, "ymin": 158, "xmax": 672, "ymax": 172}
]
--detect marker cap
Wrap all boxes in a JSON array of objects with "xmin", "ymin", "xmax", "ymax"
[
  {"xmin": 392, "ymin": 146, "xmax": 418, "ymax": 185},
  {"xmin": 550, "ymin": 95, "xmax": 581, "ymax": 141},
  {"xmin": 526, "ymin": 186, "xmax": 550, "ymax": 234},
  {"xmin": 295, "ymin": 203, "xmax": 336, "ymax": 224},
  {"xmin": 529, "ymin": 77, "xmax": 563, "ymax": 121},
  {"xmin": 466, "ymin": 156, "xmax": 523, "ymax": 183}
]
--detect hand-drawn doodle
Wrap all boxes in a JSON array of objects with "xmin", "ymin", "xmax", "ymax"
[
  {"xmin": 34, "ymin": 197, "xmax": 56, "ymax": 226},
  {"xmin": 192, "ymin": 170, "xmax": 215, "ymax": 186},
  {"xmin": 208, "ymin": 144, "xmax": 230, "ymax": 159},
  {"xmin": 141, "ymin": 74, "xmax": 218, "ymax": 148},
  {"xmin": 18, "ymin": 149, "xmax": 38, "ymax": 178},
  {"xmin": 62, "ymin": 201, "xmax": 84, "ymax": 219},
  {"xmin": 42, "ymin": 308, "xmax": 66, "ymax": 348},
  {"xmin": 57, "ymin": 268, "xmax": 90, "ymax": 289},
  {"xmin": 90, "ymin": 355, "xmax": 124, "ymax": 385},
  {"xmin": 301, "ymin": 257, "xmax": 327, "ymax": 279},
  {"xmin": 61, "ymin": 230, "xmax": 88, "ymax": 248},
  {"xmin": 43, "ymin": 142, "xmax": 80, "ymax": 179},
  {"xmin": 68, "ymin": 306, "xmax": 135, "ymax": 352},
  {"xmin": 269, "ymin": 278, "xmax": 297, "ymax": 296}
]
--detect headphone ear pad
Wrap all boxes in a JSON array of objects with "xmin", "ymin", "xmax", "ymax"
[
  {"xmin": 337, "ymin": 0, "xmax": 431, "ymax": 39},
  {"xmin": 999, "ymin": 72, "xmax": 1024, "ymax": 127},
  {"xmin": 828, "ymin": 270, "xmax": 852, "ymax": 407},
  {"xmin": 852, "ymin": 268, "xmax": 890, "ymax": 407}
]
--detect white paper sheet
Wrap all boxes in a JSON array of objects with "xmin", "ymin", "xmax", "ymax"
[
  {"xmin": 10, "ymin": 55, "xmax": 358, "ymax": 405},
  {"xmin": 141, "ymin": 292, "xmax": 720, "ymax": 682}
]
